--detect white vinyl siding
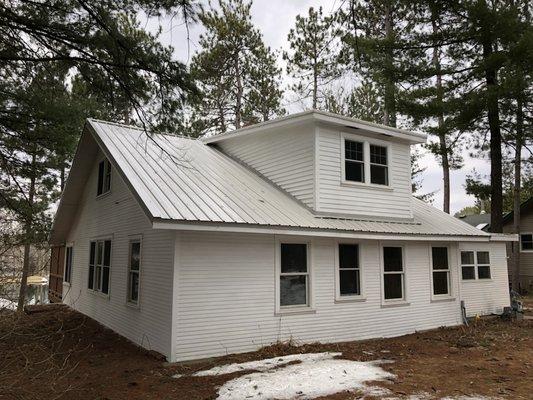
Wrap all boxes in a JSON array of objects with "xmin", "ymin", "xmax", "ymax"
[
  {"xmin": 62, "ymin": 148, "xmax": 175, "ymax": 359},
  {"xmin": 317, "ymin": 127, "xmax": 413, "ymax": 219},
  {"xmin": 217, "ymin": 125, "xmax": 316, "ymax": 208}
]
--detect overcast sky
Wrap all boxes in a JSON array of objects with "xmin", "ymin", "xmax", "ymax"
[{"xmin": 143, "ymin": 0, "xmax": 491, "ymax": 215}]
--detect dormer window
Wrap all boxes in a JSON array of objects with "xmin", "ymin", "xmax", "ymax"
[
  {"xmin": 370, "ymin": 145, "xmax": 388, "ymax": 185},
  {"xmin": 344, "ymin": 140, "xmax": 364, "ymax": 183},
  {"xmin": 97, "ymin": 158, "xmax": 111, "ymax": 196}
]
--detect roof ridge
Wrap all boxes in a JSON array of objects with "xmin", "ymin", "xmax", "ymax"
[{"xmin": 87, "ymin": 118, "xmax": 198, "ymax": 141}]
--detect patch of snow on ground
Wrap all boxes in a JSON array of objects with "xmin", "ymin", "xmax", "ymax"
[
  {"xmin": 193, "ymin": 352, "xmax": 394, "ymax": 400},
  {"xmin": 0, "ymin": 298, "xmax": 17, "ymax": 310}
]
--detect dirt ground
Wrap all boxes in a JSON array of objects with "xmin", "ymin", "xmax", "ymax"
[{"xmin": 1, "ymin": 305, "xmax": 532, "ymax": 400}]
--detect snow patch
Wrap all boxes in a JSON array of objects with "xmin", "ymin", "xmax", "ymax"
[{"xmin": 0, "ymin": 298, "xmax": 17, "ymax": 310}]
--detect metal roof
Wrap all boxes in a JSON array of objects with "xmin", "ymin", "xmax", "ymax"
[{"xmin": 83, "ymin": 119, "xmax": 490, "ymax": 239}]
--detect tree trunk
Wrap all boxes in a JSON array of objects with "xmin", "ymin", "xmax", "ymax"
[
  {"xmin": 234, "ymin": 52, "xmax": 243, "ymax": 129},
  {"xmin": 482, "ymin": 40, "xmax": 503, "ymax": 232},
  {"xmin": 431, "ymin": 10, "xmax": 450, "ymax": 214},
  {"xmin": 512, "ymin": 98, "xmax": 524, "ymax": 291},
  {"xmin": 17, "ymin": 153, "xmax": 36, "ymax": 313},
  {"xmin": 383, "ymin": 3, "xmax": 396, "ymax": 128}
]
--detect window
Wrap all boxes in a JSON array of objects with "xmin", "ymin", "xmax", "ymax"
[
  {"xmin": 461, "ymin": 251, "xmax": 491, "ymax": 280},
  {"xmin": 279, "ymin": 243, "xmax": 309, "ymax": 307},
  {"xmin": 97, "ymin": 159, "xmax": 112, "ymax": 196},
  {"xmin": 88, "ymin": 239, "xmax": 112, "ymax": 294},
  {"xmin": 370, "ymin": 145, "xmax": 388, "ymax": 185},
  {"xmin": 520, "ymin": 234, "xmax": 533, "ymax": 251},
  {"xmin": 127, "ymin": 240, "xmax": 141, "ymax": 304},
  {"xmin": 337, "ymin": 244, "xmax": 361, "ymax": 297},
  {"xmin": 64, "ymin": 246, "xmax": 73, "ymax": 284},
  {"xmin": 344, "ymin": 140, "xmax": 364, "ymax": 183},
  {"xmin": 431, "ymin": 247, "xmax": 450, "ymax": 296},
  {"xmin": 383, "ymin": 246, "xmax": 404, "ymax": 301}
]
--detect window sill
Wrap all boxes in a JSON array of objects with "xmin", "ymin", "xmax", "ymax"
[
  {"xmin": 88, "ymin": 289, "xmax": 110, "ymax": 299},
  {"xmin": 430, "ymin": 296, "xmax": 456, "ymax": 303},
  {"xmin": 275, "ymin": 307, "xmax": 316, "ymax": 316},
  {"xmin": 335, "ymin": 296, "xmax": 367, "ymax": 304},
  {"xmin": 462, "ymin": 279, "xmax": 493, "ymax": 283},
  {"xmin": 63, "ymin": 282, "xmax": 71, "ymax": 287},
  {"xmin": 125, "ymin": 301, "xmax": 140, "ymax": 310},
  {"xmin": 381, "ymin": 301, "xmax": 410, "ymax": 308},
  {"xmin": 341, "ymin": 181, "xmax": 393, "ymax": 191}
]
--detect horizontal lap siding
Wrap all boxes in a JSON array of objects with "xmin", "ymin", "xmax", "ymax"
[
  {"xmin": 317, "ymin": 128, "xmax": 413, "ymax": 219},
  {"xmin": 62, "ymin": 149, "xmax": 174, "ymax": 358},
  {"xmin": 217, "ymin": 126, "xmax": 315, "ymax": 208},
  {"xmin": 504, "ymin": 213, "xmax": 533, "ymax": 289},
  {"xmin": 459, "ymin": 242, "xmax": 510, "ymax": 317},
  {"xmin": 174, "ymin": 232, "xmax": 463, "ymax": 361}
]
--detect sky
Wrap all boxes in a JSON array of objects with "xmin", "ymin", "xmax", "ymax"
[{"xmin": 142, "ymin": 0, "xmax": 491, "ymax": 215}]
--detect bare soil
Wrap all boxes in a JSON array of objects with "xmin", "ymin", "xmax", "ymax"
[{"xmin": 0, "ymin": 305, "xmax": 532, "ymax": 400}]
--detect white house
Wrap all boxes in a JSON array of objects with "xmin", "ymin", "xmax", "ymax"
[{"xmin": 49, "ymin": 110, "xmax": 513, "ymax": 362}]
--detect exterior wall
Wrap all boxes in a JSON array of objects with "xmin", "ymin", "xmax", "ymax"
[
  {"xmin": 216, "ymin": 124, "xmax": 316, "ymax": 208},
  {"xmin": 316, "ymin": 127, "xmax": 413, "ymax": 219},
  {"xmin": 172, "ymin": 231, "xmax": 509, "ymax": 362},
  {"xmin": 504, "ymin": 213, "xmax": 533, "ymax": 290},
  {"xmin": 62, "ymin": 148, "xmax": 175, "ymax": 359},
  {"xmin": 459, "ymin": 242, "xmax": 510, "ymax": 317}
]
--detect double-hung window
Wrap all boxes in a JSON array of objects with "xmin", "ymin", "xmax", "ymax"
[
  {"xmin": 97, "ymin": 159, "xmax": 111, "ymax": 196},
  {"xmin": 337, "ymin": 244, "xmax": 361, "ymax": 297},
  {"xmin": 461, "ymin": 251, "xmax": 491, "ymax": 280},
  {"xmin": 88, "ymin": 239, "xmax": 112, "ymax": 294},
  {"xmin": 383, "ymin": 246, "xmax": 405, "ymax": 301},
  {"xmin": 370, "ymin": 145, "xmax": 388, "ymax": 185},
  {"xmin": 64, "ymin": 246, "xmax": 73, "ymax": 285},
  {"xmin": 344, "ymin": 140, "xmax": 364, "ymax": 183},
  {"xmin": 520, "ymin": 234, "xmax": 533, "ymax": 251},
  {"xmin": 127, "ymin": 239, "xmax": 141, "ymax": 304},
  {"xmin": 279, "ymin": 243, "xmax": 309, "ymax": 307},
  {"xmin": 431, "ymin": 247, "xmax": 450, "ymax": 296}
]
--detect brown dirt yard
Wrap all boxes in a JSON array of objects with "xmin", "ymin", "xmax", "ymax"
[{"xmin": 0, "ymin": 305, "xmax": 532, "ymax": 400}]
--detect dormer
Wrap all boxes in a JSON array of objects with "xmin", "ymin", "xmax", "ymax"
[{"xmin": 203, "ymin": 110, "xmax": 426, "ymax": 221}]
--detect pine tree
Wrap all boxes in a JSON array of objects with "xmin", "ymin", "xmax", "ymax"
[
  {"xmin": 283, "ymin": 6, "xmax": 340, "ymax": 110},
  {"xmin": 322, "ymin": 81, "xmax": 383, "ymax": 123}
]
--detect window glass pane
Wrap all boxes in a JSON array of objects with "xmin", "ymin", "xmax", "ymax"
[
  {"xmin": 97, "ymin": 161, "xmax": 104, "ymax": 195},
  {"xmin": 97, "ymin": 241, "xmax": 103, "ymax": 265},
  {"xmin": 461, "ymin": 251, "xmax": 474, "ymax": 265},
  {"xmin": 345, "ymin": 140, "xmax": 363, "ymax": 161},
  {"xmin": 462, "ymin": 266, "xmax": 475, "ymax": 280},
  {"xmin": 478, "ymin": 266, "xmax": 491, "ymax": 279},
  {"xmin": 103, "ymin": 240, "xmax": 111, "ymax": 266},
  {"xmin": 370, "ymin": 165, "xmax": 388, "ymax": 185},
  {"xmin": 88, "ymin": 265, "xmax": 94, "ymax": 289},
  {"xmin": 521, "ymin": 234, "xmax": 532, "ymax": 243},
  {"xmin": 340, "ymin": 270, "xmax": 360, "ymax": 296},
  {"xmin": 102, "ymin": 267, "xmax": 110, "ymax": 294},
  {"xmin": 280, "ymin": 275, "xmax": 307, "ymax": 306},
  {"xmin": 383, "ymin": 247, "xmax": 403, "ymax": 272},
  {"xmin": 130, "ymin": 242, "xmax": 141, "ymax": 271},
  {"xmin": 384, "ymin": 274, "xmax": 403, "ymax": 300},
  {"xmin": 370, "ymin": 145, "xmax": 387, "ymax": 165},
  {"xmin": 90, "ymin": 242, "xmax": 96, "ymax": 265},
  {"xmin": 339, "ymin": 244, "xmax": 358, "ymax": 269},
  {"xmin": 477, "ymin": 251, "xmax": 490, "ymax": 264},
  {"xmin": 433, "ymin": 271, "xmax": 449, "ymax": 295},
  {"xmin": 280, "ymin": 244, "xmax": 307, "ymax": 273},
  {"xmin": 130, "ymin": 272, "xmax": 139, "ymax": 302},
  {"xmin": 95, "ymin": 266, "xmax": 102, "ymax": 290},
  {"xmin": 432, "ymin": 247, "xmax": 449, "ymax": 270},
  {"xmin": 345, "ymin": 161, "xmax": 364, "ymax": 182},
  {"xmin": 522, "ymin": 240, "xmax": 533, "ymax": 250},
  {"xmin": 104, "ymin": 161, "xmax": 111, "ymax": 192}
]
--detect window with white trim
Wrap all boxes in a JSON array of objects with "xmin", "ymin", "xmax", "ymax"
[
  {"xmin": 520, "ymin": 233, "xmax": 533, "ymax": 251},
  {"xmin": 64, "ymin": 246, "xmax": 73, "ymax": 284},
  {"xmin": 431, "ymin": 246, "xmax": 450, "ymax": 296},
  {"xmin": 370, "ymin": 145, "xmax": 388, "ymax": 185},
  {"xmin": 461, "ymin": 251, "xmax": 491, "ymax": 280},
  {"xmin": 97, "ymin": 159, "xmax": 111, "ymax": 196},
  {"xmin": 337, "ymin": 244, "xmax": 361, "ymax": 297},
  {"xmin": 88, "ymin": 239, "xmax": 111, "ymax": 294},
  {"xmin": 383, "ymin": 246, "xmax": 404, "ymax": 300},
  {"xmin": 127, "ymin": 240, "xmax": 141, "ymax": 304},
  {"xmin": 279, "ymin": 243, "xmax": 309, "ymax": 307},
  {"xmin": 344, "ymin": 140, "xmax": 364, "ymax": 183}
]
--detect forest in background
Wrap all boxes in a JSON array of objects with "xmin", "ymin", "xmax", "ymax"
[{"xmin": 0, "ymin": 0, "xmax": 532, "ymax": 307}]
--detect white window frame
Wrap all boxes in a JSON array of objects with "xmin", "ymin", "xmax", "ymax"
[
  {"xmin": 380, "ymin": 243, "xmax": 408, "ymax": 305},
  {"xmin": 429, "ymin": 245, "xmax": 453, "ymax": 299},
  {"xmin": 96, "ymin": 158, "xmax": 112, "ymax": 197},
  {"xmin": 64, "ymin": 244, "xmax": 74, "ymax": 285},
  {"xmin": 275, "ymin": 237, "xmax": 314, "ymax": 315},
  {"xmin": 340, "ymin": 132, "xmax": 392, "ymax": 189},
  {"xmin": 126, "ymin": 236, "xmax": 142, "ymax": 307},
  {"xmin": 342, "ymin": 139, "xmax": 365, "ymax": 183},
  {"xmin": 88, "ymin": 237, "xmax": 113, "ymax": 297},
  {"xmin": 460, "ymin": 250, "xmax": 492, "ymax": 281},
  {"xmin": 520, "ymin": 233, "xmax": 533, "ymax": 252},
  {"xmin": 334, "ymin": 241, "xmax": 365, "ymax": 302}
]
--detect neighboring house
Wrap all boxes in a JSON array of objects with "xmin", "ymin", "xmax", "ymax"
[
  {"xmin": 457, "ymin": 213, "xmax": 491, "ymax": 232},
  {"xmin": 49, "ymin": 111, "xmax": 513, "ymax": 362}
]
